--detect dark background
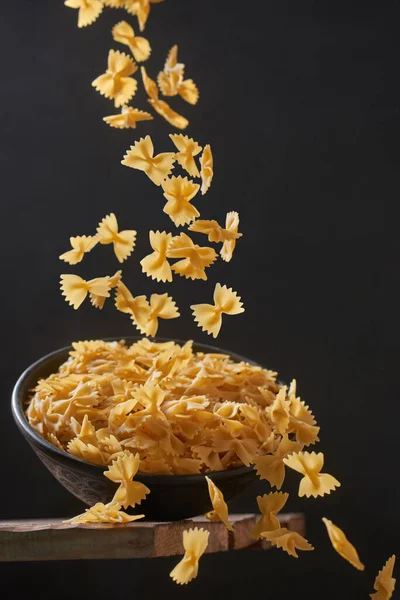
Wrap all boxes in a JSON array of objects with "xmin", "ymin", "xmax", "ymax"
[{"xmin": 0, "ymin": 0, "xmax": 398, "ymax": 598}]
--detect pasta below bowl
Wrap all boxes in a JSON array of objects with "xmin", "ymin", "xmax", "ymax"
[{"xmin": 11, "ymin": 338, "xmax": 259, "ymax": 521}]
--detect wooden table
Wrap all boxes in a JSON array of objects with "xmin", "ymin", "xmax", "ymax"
[{"xmin": 0, "ymin": 513, "xmax": 304, "ymax": 562}]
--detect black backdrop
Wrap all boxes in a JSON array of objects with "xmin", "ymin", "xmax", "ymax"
[{"xmin": 0, "ymin": 1, "xmax": 398, "ymax": 598}]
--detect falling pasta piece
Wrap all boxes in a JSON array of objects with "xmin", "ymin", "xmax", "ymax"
[
  {"xmin": 167, "ymin": 232, "xmax": 217, "ymax": 280},
  {"xmin": 170, "ymin": 527, "xmax": 210, "ymax": 585},
  {"xmin": 140, "ymin": 230, "xmax": 173, "ymax": 282},
  {"xmin": 141, "ymin": 66, "xmax": 159, "ymax": 100},
  {"xmin": 161, "ymin": 176, "xmax": 200, "ymax": 226},
  {"xmin": 150, "ymin": 98, "xmax": 189, "ymax": 130},
  {"xmin": 92, "ymin": 50, "xmax": 138, "ymax": 108},
  {"xmin": 200, "ymin": 144, "xmax": 213, "ymax": 195},
  {"xmin": 115, "ymin": 281, "xmax": 151, "ymax": 330},
  {"xmin": 121, "ymin": 135, "xmax": 176, "ymax": 186},
  {"xmin": 205, "ymin": 476, "xmax": 233, "ymax": 531},
  {"xmin": 220, "ymin": 212, "xmax": 241, "ymax": 262},
  {"xmin": 64, "ymin": 0, "xmax": 103, "ymax": 28},
  {"xmin": 322, "ymin": 518, "xmax": 364, "ymax": 571},
  {"xmin": 59, "ymin": 235, "xmax": 98, "ymax": 265},
  {"xmin": 269, "ymin": 387, "xmax": 291, "ymax": 435},
  {"xmin": 103, "ymin": 0, "xmax": 125, "ymax": 6},
  {"xmin": 252, "ymin": 492, "xmax": 289, "ymax": 539},
  {"xmin": 283, "ymin": 451, "xmax": 341, "ymax": 498},
  {"xmin": 189, "ymin": 212, "xmax": 242, "ymax": 248},
  {"xmin": 96, "ymin": 213, "xmax": 136, "ymax": 262},
  {"xmin": 253, "ymin": 434, "xmax": 302, "ymax": 489},
  {"xmin": 103, "ymin": 105, "xmax": 153, "ymax": 129},
  {"xmin": 65, "ymin": 501, "xmax": 144, "ymax": 524},
  {"xmin": 262, "ymin": 528, "xmax": 314, "ymax": 558},
  {"xmin": 140, "ymin": 293, "xmax": 180, "ymax": 337},
  {"xmin": 90, "ymin": 269, "xmax": 122, "ymax": 309},
  {"xmin": 178, "ymin": 79, "xmax": 199, "ymax": 105},
  {"xmin": 60, "ymin": 274, "xmax": 111, "ymax": 310},
  {"xmin": 124, "ymin": 0, "xmax": 164, "ymax": 32},
  {"xmin": 169, "ymin": 134, "xmax": 202, "ymax": 178},
  {"xmin": 370, "ymin": 555, "xmax": 397, "ymax": 600},
  {"xmin": 104, "ymin": 453, "xmax": 150, "ymax": 509},
  {"xmin": 191, "ymin": 283, "xmax": 244, "ymax": 338},
  {"xmin": 112, "ymin": 21, "xmax": 151, "ymax": 62}
]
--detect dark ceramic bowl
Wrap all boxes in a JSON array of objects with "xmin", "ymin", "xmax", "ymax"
[{"xmin": 12, "ymin": 337, "xmax": 259, "ymax": 521}]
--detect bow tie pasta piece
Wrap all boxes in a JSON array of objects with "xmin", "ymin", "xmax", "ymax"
[
  {"xmin": 252, "ymin": 492, "xmax": 289, "ymax": 539},
  {"xmin": 96, "ymin": 213, "xmax": 136, "ymax": 262},
  {"xmin": 269, "ymin": 387, "xmax": 291, "ymax": 435},
  {"xmin": 283, "ymin": 451, "xmax": 341, "ymax": 498},
  {"xmin": 92, "ymin": 50, "xmax": 138, "ymax": 108},
  {"xmin": 67, "ymin": 438, "xmax": 105, "ymax": 465},
  {"xmin": 124, "ymin": 0, "xmax": 164, "ymax": 32},
  {"xmin": 370, "ymin": 555, "xmax": 397, "ymax": 600},
  {"xmin": 167, "ymin": 233, "xmax": 217, "ymax": 280},
  {"xmin": 212, "ymin": 426, "xmax": 258, "ymax": 466},
  {"xmin": 200, "ymin": 144, "xmax": 213, "ymax": 195},
  {"xmin": 141, "ymin": 66, "xmax": 159, "ymax": 100},
  {"xmin": 253, "ymin": 434, "xmax": 302, "ymax": 489},
  {"xmin": 140, "ymin": 230, "xmax": 173, "ymax": 282},
  {"xmin": 115, "ymin": 281, "xmax": 151, "ymax": 330},
  {"xmin": 140, "ymin": 293, "xmax": 180, "ymax": 337},
  {"xmin": 65, "ymin": 501, "xmax": 144, "ymax": 524},
  {"xmin": 161, "ymin": 176, "xmax": 200, "ymax": 226},
  {"xmin": 64, "ymin": 0, "xmax": 103, "ymax": 28},
  {"xmin": 191, "ymin": 283, "xmax": 244, "ymax": 337},
  {"xmin": 60, "ymin": 274, "xmax": 112, "ymax": 310},
  {"xmin": 103, "ymin": 105, "xmax": 153, "ymax": 129},
  {"xmin": 132, "ymin": 383, "xmax": 167, "ymax": 421},
  {"xmin": 178, "ymin": 79, "xmax": 199, "ymax": 105},
  {"xmin": 59, "ymin": 235, "xmax": 99, "ymax": 265},
  {"xmin": 322, "ymin": 518, "xmax": 365, "ymax": 571},
  {"xmin": 149, "ymin": 98, "xmax": 189, "ymax": 130},
  {"xmin": 169, "ymin": 134, "xmax": 202, "ymax": 178},
  {"xmin": 111, "ymin": 21, "xmax": 151, "ymax": 62},
  {"xmin": 170, "ymin": 527, "xmax": 210, "ymax": 585},
  {"xmin": 192, "ymin": 445, "xmax": 224, "ymax": 472},
  {"xmin": 220, "ymin": 212, "xmax": 242, "ymax": 262},
  {"xmin": 122, "ymin": 135, "xmax": 176, "ymax": 186},
  {"xmin": 262, "ymin": 528, "xmax": 314, "ymax": 558},
  {"xmin": 205, "ymin": 476, "xmax": 233, "ymax": 531},
  {"xmin": 103, "ymin": 0, "xmax": 125, "ymax": 6},
  {"xmin": 90, "ymin": 269, "xmax": 122, "ymax": 309},
  {"xmin": 104, "ymin": 452, "xmax": 150, "ymax": 509}
]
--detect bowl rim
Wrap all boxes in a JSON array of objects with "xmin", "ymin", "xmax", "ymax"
[{"xmin": 12, "ymin": 336, "xmax": 262, "ymax": 482}]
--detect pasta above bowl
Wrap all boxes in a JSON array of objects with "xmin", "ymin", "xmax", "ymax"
[{"xmin": 11, "ymin": 337, "xmax": 319, "ymax": 521}]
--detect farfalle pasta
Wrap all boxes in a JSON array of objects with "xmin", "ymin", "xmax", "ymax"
[
  {"xmin": 157, "ymin": 45, "xmax": 199, "ymax": 105},
  {"xmin": 283, "ymin": 451, "xmax": 341, "ymax": 498},
  {"xmin": 103, "ymin": 105, "xmax": 153, "ymax": 129},
  {"xmin": 169, "ymin": 134, "xmax": 202, "ymax": 178},
  {"xmin": 64, "ymin": 0, "xmax": 103, "ymax": 28},
  {"xmin": 252, "ymin": 492, "xmax": 289, "ymax": 539},
  {"xmin": 122, "ymin": 135, "xmax": 175, "ymax": 185},
  {"xmin": 205, "ymin": 476, "xmax": 232, "ymax": 531},
  {"xmin": 322, "ymin": 518, "xmax": 364, "ymax": 571},
  {"xmin": 189, "ymin": 212, "xmax": 242, "ymax": 263},
  {"xmin": 191, "ymin": 283, "xmax": 244, "ymax": 337},
  {"xmin": 59, "ymin": 235, "xmax": 99, "ymax": 265},
  {"xmin": 167, "ymin": 232, "xmax": 217, "ymax": 280},
  {"xmin": 112, "ymin": 21, "xmax": 151, "ymax": 62},
  {"xmin": 141, "ymin": 67, "xmax": 189, "ymax": 129},
  {"xmin": 92, "ymin": 50, "xmax": 138, "ymax": 108},
  {"xmin": 140, "ymin": 230, "xmax": 173, "ymax": 282},
  {"xmin": 200, "ymin": 144, "xmax": 213, "ymax": 195},
  {"xmin": 370, "ymin": 555, "xmax": 397, "ymax": 600},
  {"xmin": 262, "ymin": 528, "xmax": 314, "ymax": 558},
  {"xmin": 170, "ymin": 527, "xmax": 209, "ymax": 584},
  {"xmin": 96, "ymin": 213, "xmax": 137, "ymax": 263},
  {"xmin": 161, "ymin": 176, "xmax": 200, "ymax": 226}
]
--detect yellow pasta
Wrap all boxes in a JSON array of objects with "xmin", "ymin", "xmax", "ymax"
[
  {"xmin": 103, "ymin": 105, "xmax": 153, "ymax": 129},
  {"xmin": 220, "ymin": 212, "xmax": 241, "ymax": 262},
  {"xmin": 121, "ymin": 135, "xmax": 176, "ymax": 186},
  {"xmin": 112, "ymin": 21, "xmax": 151, "ymax": 62},
  {"xmin": 139, "ymin": 293, "xmax": 180, "ymax": 336},
  {"xmin": 269, "ymin": 387, "xmax": 291, "ymax": 435},
  {"xmin": 161, "ymin": 176, "xmax": 200, "ymax": 226},
  {"xmin": 65, "ymin": 501, "xmax": 144, "ymax": 524},
  {"xmin": 114, "ymin": 281, "xmax": 151, "ymax": 330},
  {"xmin": 322, "ymin": 518, "xmax": 364, "ymax": 571},
  {"xmin": 59, "ymin": 235, "xmax": 98, "ymax": 265},
  {"xmin": 141, "ymin": 67, "xmax": 189, "ymax": 130},
  {"xmin": 103, "ymin": 0, "xmax": 125, "ymax": 6},
  {"xmin": 200, "ymin": 144, "xmax": 213, "ymax": 195},
  {"xmin": 205, "ymin": 476, "xmax": 232, "ymax": 531},
  {"xmin": 262, "ymin": 528, "xmax": 314, "ymax": 558},
  {"xmin": 170, "ymin": 527, "xmax": 210, "ymax": 585},
  {"xmin": 370, "ymin": 555, "xmax": 397, "ymax": 600},
  {"xmin": 169, "ymin": 134, "xmax": 202, "ymax": 178},
  {"xmin": 167, "ymin": 232, "xmax": 217, "ymax": 281},
  {"xmin": 252, "ymin": 492, "xmax": 289, "ymax": 539},
  {"xmin": 96, "ymin": 213, "xmax": 137, "ymax": 262},
  {"xmin": 92, "ymin": 50, "xmax": 138, "ymax": 107},
  {"xmin": 104, "ymin": 453, "xmax": 150, "ymax": 508},
  {"xmin": 60, "ymin": 274, "xmax": 112, "ymax": 310},
  {"xmin": 124, "ymin": 0, "xmax": 164, "ymax": 32},
  {"xmin": 191, "ymin": 283, "xmax": 244, "ymax": 337},
  {"xmin": 90, "ymin": 270, "xmax": 121, "ymax": 309},
  {"xmin": 140, "ymin": 230, "xmax": 173, "ymax": 282},
  {"xmin": 64, "ymin": 0, "xmax": 103, "ymax": 28},
  {"xmin": 253, "ymin": 434, "xmax": 302, "ymax": 489},
  {"xmin": 157, "ymin": 45, "xmax": 199, "ymax": 105},
  {"xmin": 283, "ymin": 451, "xmax": 341, "ymax": 498},
  {"xmin": 189, "ymin": 212, "xmax": 242, "ymax": 252}
]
